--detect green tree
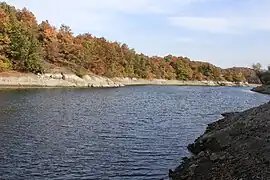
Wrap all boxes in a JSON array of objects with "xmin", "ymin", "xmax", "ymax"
[
  {"xmin": 170, "ymin": 59, "xmax": 193, "ymax": 80},
  {"xmin": 9, "ymin": 25, "xmax": 43, "ymax": 73},
  {"xmin": 252, "ymin": 63, "xmax": 262, "ymax": 72}
]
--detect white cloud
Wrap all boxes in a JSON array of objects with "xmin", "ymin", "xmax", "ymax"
[
  {"xmin": 5, "ymin": 0, "xmax": 211, "ymax": 36},
  {"xmin": 169, "ymin": 17, "xmax": 233, "ymax": 33},
  {"xmin": 169, "ymin": 16, "xmax": 270, "ymax": 34},
  {"xmin": 79, "ymin": 0, "xmax": 209, "ymax": 14}
]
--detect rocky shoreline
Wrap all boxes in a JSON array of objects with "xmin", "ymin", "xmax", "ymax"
[
  {"xmin": 0, "ymin": 73, "xmax": 258, "ymax": 88},
  {"xmin": 114, "ymin": 78, "xmax": 256, "ymax": 87},
  {"xmin": 0, "ymin": 73, "xmax": 123, "ymax": 88},
  {"xmin": 169, "ymin": 101, "xmax": 270, "ymax": 180},
  {"xmin": 251, "ymin": 85, "xmax": 270, "ymax": 95}
]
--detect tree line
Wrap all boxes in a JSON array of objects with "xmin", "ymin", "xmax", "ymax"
[{"xmin": 0, "ymin": 2, "xmax": 261, "ymax": 83}]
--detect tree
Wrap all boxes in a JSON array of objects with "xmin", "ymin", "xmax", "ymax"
[
  {"xmin": 0, "ymin": 55, "xmax": 12, "ymax": 72},
  {"xmin": 252, "ymin": 63, "xmax": 262, "ymax": 72},
  {"xmin": 9, "ymin": 25, "xmax": 43, "ymax": 73},
  {"xmin": 38, "ymin": 21, "xmax": 59, "ymax": 63},
  {"xmin": 170, "ymin": 58, "xmax": 193, "ymax": 80},
  {"xmin": 16, "ymin": 8, "xmax": 38, "ymax": 30}
]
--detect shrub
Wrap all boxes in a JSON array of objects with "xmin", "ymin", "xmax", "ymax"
[{"xmin": 0, "ymin": 57, "xmax": 12, "ymax": 72}]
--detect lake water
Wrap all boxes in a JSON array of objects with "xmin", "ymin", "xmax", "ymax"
[{"xmin": 1, "ymin": 86, "xmax": 269, "ymax": 180}]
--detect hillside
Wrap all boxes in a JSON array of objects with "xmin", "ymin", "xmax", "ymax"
[{"xmin": 0, "ymin": 2, "xmax": 260, "ymax": 83}]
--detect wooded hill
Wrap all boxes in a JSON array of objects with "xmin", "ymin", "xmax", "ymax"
[{"xmin": 0, "ymin": 2, "xmax": 261, "ymax": 83}]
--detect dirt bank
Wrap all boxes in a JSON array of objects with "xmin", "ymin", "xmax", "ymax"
[{"xmin": 169, "ymin": 101, "xmax": 270, "ymax": 180}]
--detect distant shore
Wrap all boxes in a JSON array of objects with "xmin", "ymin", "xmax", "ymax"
[
  {"xmin": 114, "ymin": 77, "xmax": 258, "ymax": 87},
  {"xmin": 0, "ymin": 72, "xmax": 259, "ymax": 89}
]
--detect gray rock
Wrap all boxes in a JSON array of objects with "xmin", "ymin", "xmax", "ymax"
[
  {"xmin": 219, "ymin": 155, "xmax": 226, "ymax": 160},
  {"xmin": 210, "ymin": 153, "xmax": 219, "ymax": 161},
  {"xmin": 198, "ymin": 151, "xmax": 205, "ymax": 157},
  {"xmin": 221, "ymin": 112, "xmax": 240, "ymax": 118},
  {"xmin": 188, "ymin": 164, "xmax": 198, "ymax": 175}
]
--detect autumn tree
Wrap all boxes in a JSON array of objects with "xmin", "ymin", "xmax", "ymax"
[{"xmin": 38, "ymin": 20, "xmax": 60, "ymax": 63}]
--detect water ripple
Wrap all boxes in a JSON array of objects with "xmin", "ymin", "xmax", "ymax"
[{"xmin": 1, "ymin": 86, "xmax": 269, "ymax": 180}]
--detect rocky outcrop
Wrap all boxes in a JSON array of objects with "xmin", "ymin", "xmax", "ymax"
[
  {"xmin": 252, "ymin": 71, "xmax": 270, "ymax": 95},
  {"xmin": 169, "ymin": 101, "xmax": 270, "ymax": 180},
  {"xmin": 251, "ymin": 85, "xmax": 270, "ymax": 95}
]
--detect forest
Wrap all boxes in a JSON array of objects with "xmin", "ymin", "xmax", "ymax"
[{"xmin": 0, "ymin": 2, "xmax": 261, "ymax": 83}]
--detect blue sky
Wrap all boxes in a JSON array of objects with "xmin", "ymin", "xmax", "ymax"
[{"xmin": 5, "ymin": 0, "xmax": 270, "ymax": 68}]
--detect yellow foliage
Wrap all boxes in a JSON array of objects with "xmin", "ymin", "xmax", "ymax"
[{"xmin": 0, "ymin": 57, "xmax": 12, "ymax": 72}]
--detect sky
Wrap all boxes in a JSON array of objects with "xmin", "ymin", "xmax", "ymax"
[{"xmin": 5, "ymin": 0, "xmax": 270, "ymax": 68}]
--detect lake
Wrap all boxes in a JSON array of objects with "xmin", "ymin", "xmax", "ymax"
[{"xmin": 1, "ymin": 86, "xmax": 269, "ymax": 180}]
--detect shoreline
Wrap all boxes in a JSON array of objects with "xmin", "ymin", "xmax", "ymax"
[
  {"xmin": 169, "ymin": 100, "xmax": 270, "ymax": 180},
  {"xmin": 251, "ymin": 85, "xmax": 270, "ymax": 94},
  {"xmin": 0, "ymin": 73, "xmax": 259, "ymax": 89}
]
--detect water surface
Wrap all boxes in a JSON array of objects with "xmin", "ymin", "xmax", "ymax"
[{"xmin": 1, "ymin": 86, "xmax": 269, "ymax": 180}]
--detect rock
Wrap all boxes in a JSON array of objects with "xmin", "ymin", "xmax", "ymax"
[
  {"xmin": 169, "ymin": 169, "xmax": 173, "ymax": 176},
  {"xmin": 188, "ymin": 137, "xmax": 222, "ymax": 155},
  {"xmin": 188, "ymin": 164, "xmax": 197, "ymax": 175},
  {"xmin": 219, "ymin": 155, "xmax": 226, "ymax": 160},
  {"xmin": 210, "ymin": 153, "xmax": 219, "ymax": 161},
  {"xmin": 198, "ymin": 151, "xmax": 205, "ymax": 157},
  {"xmin": 61, "ymin": 72, "xmax": 66, "ymax": 80},
  {"xmin": 251, "ymin": 85, "xmax": 270, "ymax": 95},
  {"xmin": 221, "ymin": 112, "xmax": 240, "ymax": 118}
]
